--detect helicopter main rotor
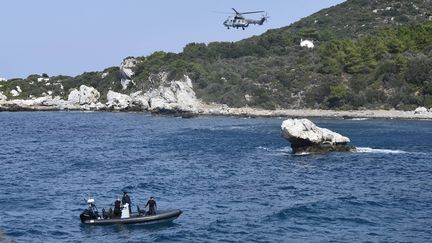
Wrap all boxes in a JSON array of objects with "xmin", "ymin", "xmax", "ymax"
[{"xmin": 232, "ymin": 8, "xmax": 264, "ymax": 18}]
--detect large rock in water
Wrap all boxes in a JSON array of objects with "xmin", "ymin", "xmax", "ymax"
[{"xmin": 281, "ymin": 118, "xmax": 353, "ymax": 154}]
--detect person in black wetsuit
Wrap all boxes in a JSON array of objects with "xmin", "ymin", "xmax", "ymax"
[
  {"xmin": 113, "ymin": 198, "xmax": 122, "ymax": 217},
  {"xmin": 145, "ymin": 196, "xmax": 157, "ymax": 215},
  {"xmin": 122, "ymin": 192, "xmax": 132, "ymax": 214}
]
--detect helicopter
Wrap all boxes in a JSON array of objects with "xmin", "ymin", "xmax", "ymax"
[{"xmin": 223, "ymin": 8, "xmax": 269, "ymax": 30}]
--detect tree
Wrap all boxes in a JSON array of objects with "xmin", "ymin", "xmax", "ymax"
[{"xmin": 327, "ymin": 84, "xmax": 348, "ymax": 108}]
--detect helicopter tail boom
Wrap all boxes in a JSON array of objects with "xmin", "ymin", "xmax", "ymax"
[{"xmin": 246, "ymin": 16, "xmax": 268, "ymax": 26}]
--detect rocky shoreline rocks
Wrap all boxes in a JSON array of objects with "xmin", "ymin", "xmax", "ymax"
[{"xmin": 1, "ymin": 96, "xmax": 432, "ymax": 120}]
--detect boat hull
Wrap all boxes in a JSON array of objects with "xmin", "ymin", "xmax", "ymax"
[{"xmin": 82, "ymin": 209, "xmax": 182, "ymax": 225}]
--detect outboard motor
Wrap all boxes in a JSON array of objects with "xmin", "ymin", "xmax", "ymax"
[{"xmin": 80, "ymin": 198, "xmax": 100, "ymax": 222}]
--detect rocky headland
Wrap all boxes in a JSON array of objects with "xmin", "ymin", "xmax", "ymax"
[{"xmin": 0, "ymin": 73, "xmax": 200, "ymax": 114}]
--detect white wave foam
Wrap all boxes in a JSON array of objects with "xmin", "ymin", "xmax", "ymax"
[
  {"xmin": 275, "ymin": 146, "xmax": 292, "ymax": 153},
  {"xmin": 293, "ymin": 152, "xmax": 311, "ymax": 156},
  {"xmin": 355, "ymin": 147, "xmax": 407, "ymax": 154},
  {"xmin": 257, "ymin": 146, "xmax": 292, "ymax": 154},
  {"xmin": 351, "ymin": 118, "xmax": 369, "ymax": 121},
  {"xmin": 257, "ymin": 146, "xmax": 271, "ymax": 152}
]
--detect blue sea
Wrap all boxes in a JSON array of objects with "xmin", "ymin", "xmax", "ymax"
[{"xmin": 0, "ymin": 112, "xmax": 431, "ymax": 242}]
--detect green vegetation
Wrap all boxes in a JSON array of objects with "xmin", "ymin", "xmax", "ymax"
[
  {"xmin": 1, "ymin": 0, "xmax": 432, "ymax": 110},
  {"xmin": 126, "ymin": 20, "xmax": 432, "ymax": 110}
]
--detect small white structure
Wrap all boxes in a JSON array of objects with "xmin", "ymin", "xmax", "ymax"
[
  {"xmin": 0, "ymin": 77, "xmax": 6, "ymax": 82},
  {"xmin": 300, "ymin": 39, "xmax": 315, "ymax": 49}
]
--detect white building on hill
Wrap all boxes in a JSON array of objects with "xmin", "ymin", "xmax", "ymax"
[{"xmin": 300, "ymin": 39, "xmax": 315, "ymax": 49}]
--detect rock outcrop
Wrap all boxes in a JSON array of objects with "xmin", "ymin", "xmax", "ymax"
[
  {"xmin": 10, "ymin": 86, "xmax": 22, "ymax": 97},
  {"xmin": 120, "ymin": 57, "xmax": 140, "ymax": 90},
  {"xmin": 105, "ymin": 74, "xmax": 201, "ymax": 113},
  {"xmin": 146, "ymin": 75, "xmax": 200, "ymax": 113},
  {"xmin": 0, "ymin": 73, "xmax": 201, "ymax": 113},
  {"xmin": 68, "ymin": 85, "xmax": 100, "ymax": 105},
  {"xmin": 0, "ymin": 96, "xmax": 71, "ymax": 111},
  {"xmin": 106, "ymin": 91, "xmax": 133, "ymax": 110},
  {"xmin": 414, "ymin": 107, "xmax": 428, "ymax": 114},
  {"xmin": 281, "ymin": 118, "xmax": 353, "ymax": 154}
]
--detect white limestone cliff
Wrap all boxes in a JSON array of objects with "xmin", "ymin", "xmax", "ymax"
[
  {"xmin": 106, "ymin": 91, "xmax": 133, "ymax": 110},
  {"xmin": 146, "ymin": 75, "xmax": 200, "ymax": 112},
  {"xmin": 120, "ymin": 57, "xmax": 140, "ymax": 90},
  {"xmin": 68, "ymin": 85, "xmax": 100, "ymax": 105},
  {"xmin": 105, "ymin": 74, "xmax": 201, "ymax": 113},
  {"xmin": 10, "ymin": 86, "xmax": 22, "ymax": 97}
]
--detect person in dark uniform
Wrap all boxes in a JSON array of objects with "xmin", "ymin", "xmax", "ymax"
[
  {"xmin": 122, "ymin": 192, "xmax": 132, "ymax": 214},
  {"xmin": 145, "ymin": 196, "xmax": 157, "ymax": 215},
  {"xmin": 113, "ymin": 198, "xmax": 122, "ymax": 217}
]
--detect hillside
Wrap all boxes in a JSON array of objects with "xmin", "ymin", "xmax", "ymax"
[
  {"xmin": 289, "ymin": 0, "xmax": 432, "ymax": 38},
  {"xmin": 1, "ymin": 0, "xmax": 432, "ymax": 110}
]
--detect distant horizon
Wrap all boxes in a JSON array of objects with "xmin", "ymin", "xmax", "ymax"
[{"xmin": 0, "ymin": 0, "xmax": 345, "ymax": 79}]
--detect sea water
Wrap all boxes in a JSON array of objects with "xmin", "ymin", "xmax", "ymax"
[{"xmin": 0, "ymin": 112, "xmax": 431, "ymax": 242}]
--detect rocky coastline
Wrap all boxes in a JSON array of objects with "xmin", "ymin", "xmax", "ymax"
[
  {"xmin": 2, "ymin": 57, "xmax": 432, "ymax": 120},
  {"xmin": 2, "ymin": 99, "xmax": 432, "ymax": 120}
]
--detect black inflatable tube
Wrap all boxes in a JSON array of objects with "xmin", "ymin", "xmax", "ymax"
[{"xmin": 82, "ymin": 209, "xmax": 182, "ymax": 225}]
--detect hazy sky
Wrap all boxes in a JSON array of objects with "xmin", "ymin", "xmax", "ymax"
[{"xmin": 0, "ymin": 0, "xmax": 345, "ymax": 79}]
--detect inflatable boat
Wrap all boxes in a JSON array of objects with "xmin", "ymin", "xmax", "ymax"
[{"xmin": 80, "ymin": 198, "xmax": 182, "ymax": 225}]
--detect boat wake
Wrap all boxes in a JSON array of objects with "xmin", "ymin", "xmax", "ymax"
[
  {"xmin": 259, "ymin": 146, "xmax": 410, "ymax": 156},
  {"xmin": 354, "ymin": 147, "xmax": 407, "ymax": 154}
]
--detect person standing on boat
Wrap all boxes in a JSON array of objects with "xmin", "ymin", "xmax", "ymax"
[
  {"xmin": 122, "ymin": 191, "xmax": 132, "ymax": 214},
  {"xmin": 145, "ymin": 196, "xmax": 157, "ymax": 215},
  {"xmin": 114, "ymin": 198, "xmax": 122, "ymax": 217}
]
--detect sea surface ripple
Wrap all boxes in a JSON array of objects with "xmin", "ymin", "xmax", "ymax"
[{"xmin": 0, "ymin": 112, "xmax": 431, "ymax": 242}]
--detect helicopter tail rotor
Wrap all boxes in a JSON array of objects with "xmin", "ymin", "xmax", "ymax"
[{"xmin": 258, "ymin": 13, "xmax": 270, "ymax": 25}]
